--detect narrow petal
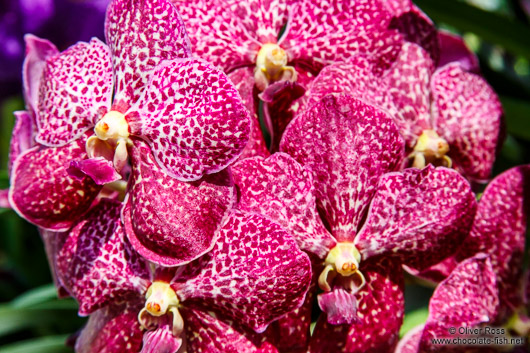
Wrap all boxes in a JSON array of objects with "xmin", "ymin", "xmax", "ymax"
[
  {"xmin": 141, "ymin": 316, "xmax": 182, "ymax": 353},
  {"xmin": 56, "ymin": 198, "xmax": 150, "ymax": 315},
  {"xmin": 22, "ymin": 34, "xmax": 59, "ymax": 114},
  {"xmin": 174, "ymin": 211, "xmax": 312, "ymax": 333},
  {"xmin": 310, "ymin": 257, "xmax": 404, "ymax": 353},
  {"xmin": 280, "ymin": 94, "xmax": 405, "ymax": 242},
  {"xmin": 431, "ymin": 63, "xmax": 503, "ymax": 182},
  {"xmin": 419, "ymin": 255, "xmax": 499, "ymax": 351},
  {"xmin": 318, "ymin": 287, "xmax": 357, "ymax": 325},
  {"xmin": 126, "ymin": 58, "xmax": 251, "ymax": 181},
  {"xmin": 181, "ymin": 307, "xmax": 278, "ymax": 353},
  {"xmin": 123, "ymin": 141, "xmax": 235, "ymax": 267},
  {"xmin": 8, "ymin": 111, "xmax": 36, "ymax": 174},
  {"xmin": 0, "ymin": 190, "xmax": 9, "ymax": 209},
  {"xmin": 36, "ymin": 38, "xmax": 113, "ymax": 146},
  {"xmin": 354, "ymin": 166, "xmax": 477, "ymax": 270},
  {"xmin": 75, "ymin": 301, "xmax": 144, "ymax": 353},
  {"xmin": 437, "ymin": 30, "xmax": 479, "ymax": 72},
  {"xmin": 9, "ymin": 137, "xmax": 101, "ymax": 231},
  {"xmin": 68, "ymin": 157, "xmax": 122, "ymax": 185},
  {"xmin": 232, "ymin": 153, "xmax": 336, "ymax": 258},
  {"xmin": 106, "ymin": 0, "xmax": 192, "ymax": 108}
]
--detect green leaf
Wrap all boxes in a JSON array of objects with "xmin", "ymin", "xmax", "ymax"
[
  {"xmin": 400, "ymin": 307, "xmax": 429, "ymax": 338},
  {"xmin": 11, "ymin": 284, "xmax": 59, "ymax": 309},
  {"xmin": 415, "ymin": 0, "xmax": 530, "ymax": 60},
  {"xmin": 0, "ymin": 334, "xmax": 73, "ymax": 353},
  {"xmin": 499, "ymin": 96, "xmax": 530, "ymax": 140}
]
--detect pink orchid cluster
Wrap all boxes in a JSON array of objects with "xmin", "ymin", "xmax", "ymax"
[{"xmin": 1, "ymin": 0, "xmax": 528, "ymax": 352}]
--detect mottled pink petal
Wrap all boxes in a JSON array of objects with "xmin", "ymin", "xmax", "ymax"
[
  {"xmin": 123, "ymin": 141, "xmax": 235, "ymax": 267},
  {"xmin": 40, "ymin": 229, "xmax": 70, "ymax": 298},
  {"xmin": 232, "ymin": 153, "xmax": 336, "ymax": 258},
  {"xmin": 438, "ymin": 30, "xmax": 479, "ymax": 72},
  {"xmin": 106, "ymin": 0, "xmax": 191, "ymax": 108},
  {"xmin": 127, "ymin": 58, "xmax": 251, "ymax": 181},
  {"xmin": 280, "ymin": 0, "xmax": 402, "ymax": 71},
  {"xmin": 9, "ymin": 137, "xmax": 101, "ymax": 231},
  {"xmin": 354, "ymin": 166, "xmax": 477, "ymax": 270},
  {"xmin": 404, "ymin": 256, "xmax": 458, "ymax": 285},
  {"xmin": 75, "ymin": 301, "xmax": 144, "ymax": 353},
  {"xmin": 318, "ymin": 287, "xmax": 357, "ymax": 325},
  {"xmin": 170, "ymin": 0, "xmax": 261, "ymax": 72},
  {"xmin": 419, "ymin": 255, "xmax": 499, "ymax": 351},
  {"xmin": 174, "ymin": 211, "xmax": 312, "ymax": 332},
  {"xmin": 36, "ymin": 38, "xmax": 113, "ymax": 147},
  {"xmin": 181, "ymin": 307, "xmax": 278, "ymax": 353},
  {"xmin": 394, "ymin": 324, "xmax": 423, "ymax": 353},
  {"xmin": 68, "ymin": 157, "xmax": 121, "ymax": 185},
  {"xmin": 22, "ymin": 34, "xmax": 59, "ymax": 114},
  {"xmin": 56, "ymin": 198, "xmax": 150, "ymax": 315},
  {"xmin": 310, "ymin": 257, "xmax": 404, "ymax": 353},
  {"xmin": 8, "ymin": 111, "xmax": 36, "ymax": 174},
  {"xmin": 141, "ymin": 316, "xmax": 182, "ymax": 353},
  {"xmin": 431, "ymin": 63, "xmax": 503, "ymax": 183},
  {"xmin": 280, "ymin": 94, "xmax": 405, "ymax": 242}
]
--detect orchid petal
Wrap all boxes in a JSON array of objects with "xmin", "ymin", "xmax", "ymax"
[
  {"xmin": 36, "ymin": 38, "xmax": 113, "ymax": 147},
  {"xmin": 8, "ymin": 111, "xmax": 36, "ymax": 174},
  {"xmin": 431, "ymin": 63, "xmax": 503, "ymax": 183},
  {"xmin": 123, "ymin": 141, "xmax": 234, "ymax": 267},
  {"xmin": 437, "ymin": 30, "xmax": 479, "ymax": 72},
  {"xmin": 394, "ymin": 324, "xmax": 423, "ymax": 353},
  {"xmin": 317, "ymin": 287, "xmax": 358, "ymax": 325},
  {"xmin": 280, "ymin": 94, "xmax": 405, "ymax": 242},
  {"xmin": 232, "ymin": 153, "xmax": 336, "ymax": 258},
  {"xmin": 68, "ymin": 156, "xmax": 122, "ymax": 185},
  {"xmin": 174, "ymin": 211, "xmax": 312, "ymax": 333},
  {"xmin": 56, "ymin": 198, "xmax": 150, "ymax": 315},
  {"xmin": 126, "ymin": 58, "xmax": 251, "ymax": 181},
  {"xmin": 39, "ymin": 229, "xmax": 70, "ymax": 298},
  {"xmin": 105, "ymin": 0, "xmax": 191, "ymax": 108},
  {"xmin": 9, "ymin": 137, "xmax": 101, "ymax": 231},
  {"xmin": 141, "ymin": 315, "xmax": 182, "ymax": 353},
  {"xmin": 354, "ymin": 166, "xmax": 477, "ymax": 270}
]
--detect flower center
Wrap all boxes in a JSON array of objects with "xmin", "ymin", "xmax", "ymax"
[
  {"xmin": 409, "ymin": 129, "xmax": 452, "ymax": 169},
  {"xmin": 138, "ymin": 281, "xmax": 184, "ymax": 338},
  {"xmin": 318, "ymin": 242, "xmax": 366, "ymax": 293},
  {"xmin": 94, "ymin": 110, "xmax": 129, "ymax": 141},
  {"xmin": 254, "ymin": 43, "xmax": 297, "ymax": 91}
]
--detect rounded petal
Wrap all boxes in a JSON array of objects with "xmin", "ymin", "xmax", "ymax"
[{"xmin": 437, "ymin": 30, "xmax": 479, "ymax": 72}]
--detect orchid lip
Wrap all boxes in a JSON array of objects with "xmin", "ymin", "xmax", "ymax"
[
  {"xmin": 318, "ymin": 242, "xmax": 366, "ymax": 293},
  {"xmin": 409, "ymin": 129, "xmax": 452, "ymax": 168},
  {"xmin": 254, "ymin": 43, "xmax": 297, "ymax": 91}
]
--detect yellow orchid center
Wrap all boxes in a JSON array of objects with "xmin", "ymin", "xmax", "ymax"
[
  {"xmin": 409, "ymin": 129, "xmax": 452, "ymax": 168},
  {"xmin": 254, "ymin": 43, "xmax": 297, "ymax": 91},
  {"xmin": 94, "ymin": 110, "xmax": 129, "ymax": 141},
  {"xmin": 318, "ymin": 242, "xmax": 366, "ymax": 293}
]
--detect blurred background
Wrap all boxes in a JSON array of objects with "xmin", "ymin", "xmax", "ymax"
[{"xmin": 0, "ymin": 0, "xmax": 529, "ymax": 352}]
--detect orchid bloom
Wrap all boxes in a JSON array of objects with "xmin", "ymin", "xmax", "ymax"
[
  {"xmin": 233, "ymin": 94, "xmax": 477, "ymax": 352},
  {"xmin": 8, "ymin": 0, "xmax": 251, "ymax": 231},
  {"xmin": 303, "ymin": 40, "xmax": 503, "ymax": 184},
  {"xmin": 54, "ymin": 197, "xmax": 311, "ymax": 352}
]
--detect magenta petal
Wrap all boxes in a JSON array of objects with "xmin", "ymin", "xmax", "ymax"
[
  {"xmin": 431, "ymin": 63, "xmax": 503, "ymax": 182},
  {"xmin": 8, "ymin": 111, "xmax": 36, "ymax": 174},
  {"xmin": 127, "ymin": 58, "xmax": 251, "ymax": 181},
  {"xmin": 232, "ymin": 153, "xmax": 336, "ymax": 258},
  {"xmin": 22, "ymin": 34, "xmax": 59, "ymax": 114},
  {"xmin": 395, "ymin": 324, "xmax": 423, "ymax": 353},
  {"xmin": 56, "ymin": 198, "xmax": 150, "ymax": 315},
  {"xmin": 438, "ymin": 30, "xmax": 479, "ymax": 72},
  {"xmin": 0, "ymin": 190, "xmax": 9, "ymax": 209},
  {"xmin": 175, "ymin": 211, "xmax": 312, "ymax": 333},
  {"xmin": 39, "ymin": 229, "xmax": 70, "ymax": 297},
  {"xmin": 106, "ymin": 0, "xmax": 191, "ymax": 108},
  {"xmin": 318, "ymin": 287, "xmax": 357, "ymax": 325},
  {"xmin": 354, "ymin": 166, "xmax": 477, "ymax": 269},
  {"xmin": 9, "ymin": 138, "xmax": 101, "ymax": 231},
  {"xmin": 68, "ymin": 157, "xmax": 121, "ymax": 185},
  {"xmin": 36, "ymin": 38, "xmax": 113, "ymax": 147},
  {"xmin": 181, "ymin": 307, "xmax": 278, "ymax": 353},
  {"xmin": 280, "ymin": 94, "xmax": 405, "ymax": 242},
  {"xmin": 75, "ymin": 301, "xmax": 144, "ymax": 353},
  {"xmin": 419, "ymin": 255, "xmax": 499, "ymax": 351},
  {"xmin": 123, "ymin": 141, "xmax": 235, "ymax": 267},
  {"xmin": 141, "ymin": 317, "xmax": 182, "ymax": 353}
]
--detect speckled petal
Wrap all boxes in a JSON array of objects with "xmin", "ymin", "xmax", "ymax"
[
  {"xmin": 419, "ymin": 255, "xmax": 499, "ymax": 351},
  {"xmin": 126, "ymin": 58, "xmax": 251, "ymax": 181},
  {"xmin": 9, "ymin": 137, "xmax": 101, "ymax": 231},
  {"xmin": 22, "ymin": 34, "xmax": 59, "ymax": 114},
  {"xmin": 75, "ymin": 301, "xmax": 144, "ymax": 353},
  {"xmin": 174, "ymin": 211, "xmax": 312, "ymax": 333},
  {"xmin": 170, "ymin": 0, "xmax": 261, "ymax": 73},
  {"xmin": 280, "ymin": 0, "xmax": 402, "ymax": 71},
  {"xmin": 123, "ymin": 141, "xmax": 235, "ymax": 267},
  {"xmin": 354, "ymin": 166, "xmax": 476, "ymax": 270},
  {"xmin": 431, "ymin": 63, "xmax": 503, "ymax": 183},
  {"xmin": 56, "ymin": 198, "xmax": 150, "ymax": 315},
  {"xmin": 36, "ymin": 38, "xmax": 113, "ymax": 147},
  {"xmin": 394, "ymin": 324, "xmax": 423, "ymax": 353},
  {"xmin": 8, "ymin": 111, "xmax": 36, "ymax": 174},
  {"xmin": 280, "ymin": 94, "xmax": 405, "ymax": 242},
  {"xmin": 181, "ymin": 307, "xmax": 278, "ymax": 353},
  {"xmin": 39, "ymin": 229, "xmax": 70, "ymax": 298},
  {"xmin": 232, "ymin": 153, "xmax": 336, "ymax": 258},
  {"xmin": 68, "ymin": 157, "xmax": 122, "ymax": 185},
  {"xmin": 106, "ymin": 0, "xmax": 191, "ymax": 108},
  {"xmin": 456, "ymin": 165, "xmax": 530, "ymax": 320},
  {"xmin": 438, "ymin": 30, "xmax": 479, "ymax": 72},
  {"xmin": 310, "ymin": 257, "xmax": 404, "ymax": 353},
  {"xmin": 228, "ymin": 67, "xmax": 270, "ymax": 160}
]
